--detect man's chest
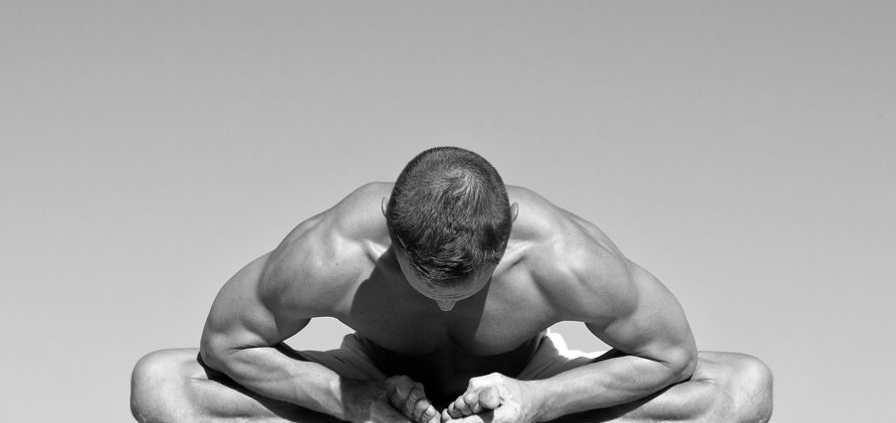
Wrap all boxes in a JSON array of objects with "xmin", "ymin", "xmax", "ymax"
[
  {"xmin": 336, "ymin": 271, "xmax": 557, "ymax": 357},
  {"xmin": 335, "ymin": 275, "xmax": 556, "ymax": 406}
]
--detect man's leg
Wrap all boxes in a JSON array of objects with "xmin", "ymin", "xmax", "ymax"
[
  {"xmin": 130, "ymin": 349, "xmax": 345, "ymax": 423},
  {"xmin": 550, "ymin": 351, "xmax": 773, "ymax": 423}
]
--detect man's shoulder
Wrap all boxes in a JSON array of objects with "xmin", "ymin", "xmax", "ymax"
[
  {"xmin": 332, "ymin": 181, "xmax": 393, "ymax": 214},
  {"xmin": 507, "ymin": 185, "xmax": 614, "ymax": 254},
  {"xmin": 280, "ymin": 181, "xmax": 391, "ymax": 252},
  {"xmin": 259, "ymin": 182, "xmax": 392, "ymax": 312},
  {"xmin": 506, "ymin": 185, "xmax": 567, "ymax": 242},
  {"xmin": 506, "ymin": 186, "xmax": 635, "ymax": 316}
]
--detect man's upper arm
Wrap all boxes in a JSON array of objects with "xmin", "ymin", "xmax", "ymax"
[
  {"xmin": 199, "ymin": 231, "xmax": 330, "ymax": 368},
  {"xmin": 560, "ymin": 247, "xmax": 698, "ymax": 376}
]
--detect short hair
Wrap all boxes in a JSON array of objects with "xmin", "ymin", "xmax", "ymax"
[{"xmin": 386, "ymin": 147, "xmax": 513, "ymax": 286}]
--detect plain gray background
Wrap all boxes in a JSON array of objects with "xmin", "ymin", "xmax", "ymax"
[{"xmin": 2, "ymin": 2, "xmax": 893, "ymax": 422}]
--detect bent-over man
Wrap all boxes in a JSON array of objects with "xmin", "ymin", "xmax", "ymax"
[{"xmin": 131, "ymin": 147, "xmax": 772, "ymax": 423}]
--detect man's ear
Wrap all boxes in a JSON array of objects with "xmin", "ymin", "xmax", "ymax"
[
  {"xmin": 510, "ymin": 202, "xmax": 519, "ymax": 222},
  {"xmin": 381, "ymin": 197, "xmax": 388, "ymax": 217}
]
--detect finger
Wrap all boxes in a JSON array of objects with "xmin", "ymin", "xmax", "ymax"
[
  {"xmin": 446, "ymin": 398, "xmax": 466, "ymax": 418},
  {"xmin": 452, "ymin": 394, "xmax": 473, "ymax": 416},
  {"xmin": 390, "ymin": 389, "xmax": 406, "ymax": 412},
  {"xmin": 396, "ymin": 376, "xmax": 416, "ymax": 398},
  {"xmin": 478, "ymin": 386, "xmax": 502, "ymax": 410},
  {"xmin": 388, "ymin": 376, "xmax": 414, "ymax": 409},
  {"xmin": 463, "ymin": 391, "xmax": 482, "ymax": 414},
  {"xmin": 390, "ymin": 376, "xmax": 421, "ymax": 414},
  {"xmin": 411, "ymin": 397, "xmax": 433, "ymax": 422},
  {"xmin": 390, "ymin": 390, "xmax": 403, "ymax": 411},
  {"xmin": 417, "ymin": 403, "xmax": 439, "ymax": 423},
  {"xmin": 446, "ymin": 402, "xmax": 460, "ymax": 419},
  {"xmin": 405, "ymin": 386, "xmax": 428, "ymax": 415}
]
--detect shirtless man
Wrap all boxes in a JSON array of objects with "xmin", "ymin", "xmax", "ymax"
[{"xmin": 131, "ymin": 147, "xmax": 773, "ymax": 423}]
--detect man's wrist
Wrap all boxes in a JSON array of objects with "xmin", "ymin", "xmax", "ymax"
[{"xmin": 522, "ymin": 379, "xmax": 554, "ymax": 422}]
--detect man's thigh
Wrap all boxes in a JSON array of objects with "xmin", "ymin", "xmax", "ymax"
[
  {"xmin": 134, "ymin": 347, "xmax": 352, "ymax": 423},
  {"xmin": 538, "ymin": 351, "xmax": 772, "ymax": 423}
]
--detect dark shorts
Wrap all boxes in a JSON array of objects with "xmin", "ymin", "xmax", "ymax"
[{"xmin": 296, "ymin": 330, "xmax": 606, "ymax": 381}]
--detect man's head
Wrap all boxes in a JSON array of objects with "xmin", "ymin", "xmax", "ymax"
[{"xmin": 385, "ymin": 147, "xmax": 517, "ymax": 310}]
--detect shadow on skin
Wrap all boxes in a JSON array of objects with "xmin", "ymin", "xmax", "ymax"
[{"xmin": 345, "ymin": 247, "xmax": 489, "ymax": 408}]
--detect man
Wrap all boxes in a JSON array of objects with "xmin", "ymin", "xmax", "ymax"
[{"xmin": 131, "ymin": 147, "xmax": 772, "ymax": 423}]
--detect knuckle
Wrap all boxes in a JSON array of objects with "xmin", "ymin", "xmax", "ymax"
[
  {"xmin": 414, "ymin": 398, "xmax": 429, "ymax": 412},
  {"xmin": 463, "ymin": 391, "xmax": 478, "ymax": 403}
]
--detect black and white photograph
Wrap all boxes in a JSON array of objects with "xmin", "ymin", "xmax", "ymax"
[{"xmin": 2, "ymin": 2, "xmax": 893, "ymax": 422}]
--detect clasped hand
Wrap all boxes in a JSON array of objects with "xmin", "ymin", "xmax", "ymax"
[{"xmin": 352, "ymin": 373, "xmax": 537, "ymax": 423}]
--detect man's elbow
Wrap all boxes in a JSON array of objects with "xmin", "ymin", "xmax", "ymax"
[
  {"xmin": 199, "ymin": 333, "xmax": 233, "ymax": 373},
  {"xmin": 664, "ymin": 346, "xmax": 698, "ymax": 384},
  {"xmin": 200, "ymin": 332, "xmax": 269, "ymax": 378}
]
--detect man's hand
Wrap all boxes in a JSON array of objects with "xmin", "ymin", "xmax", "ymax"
[
  {"xmin": 345, "ymin": 375, "xmax": 440, "ymax": 423},
  {"xmin": 441, "ymin": 373, "xmax": 539, "ymax": 423},
  {"xmin": 385, "ymin": 375, "xmax": 441, "ymax": 423}
]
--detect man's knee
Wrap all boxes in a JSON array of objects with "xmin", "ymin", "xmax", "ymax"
[
  {"xmin": 130, "ymin": 349, "xmax": 195, "ymax": 423},
  {"xmin": 721, "ymin": 354, "xmax": 773, "ymax": 423}
]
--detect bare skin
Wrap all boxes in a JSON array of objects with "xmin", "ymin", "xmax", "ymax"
[{"xmin": 130, "ymin": 182, "xmax": 773, "ymax": 423}]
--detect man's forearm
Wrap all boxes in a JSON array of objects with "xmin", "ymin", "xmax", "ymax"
[
  {"xmin": 200, "ymin": 345, "xmax": 354, "ymax": 420},
  {"xmin": 527, "ymin": 353, "xmax": 693, "ymax": 422}
]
